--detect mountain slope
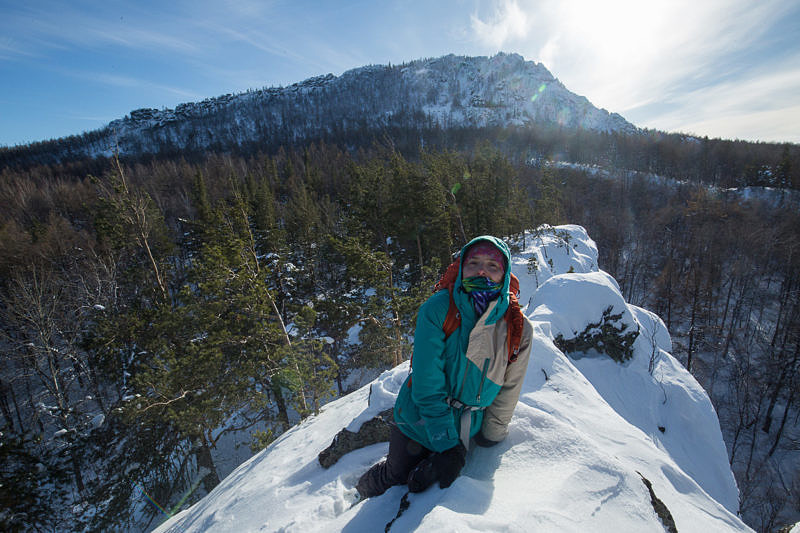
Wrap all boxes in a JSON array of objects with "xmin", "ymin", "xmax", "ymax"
[
  {"xmin": 154, "ymin": 225, "xmax": 749, "ymax": 533},
  {"xmin": 1, "ymin": 53, "xmax": 636, "ymax": 167}
]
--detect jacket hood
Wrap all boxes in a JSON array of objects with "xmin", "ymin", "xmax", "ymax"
[{"xmin": 456, "ymin": 235, "xmax": 511, "ymax": 325}]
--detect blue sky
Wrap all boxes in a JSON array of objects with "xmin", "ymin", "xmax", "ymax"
[{"xmin": 1, "ymin": 0, "xmax": 799, "ymax": 147}]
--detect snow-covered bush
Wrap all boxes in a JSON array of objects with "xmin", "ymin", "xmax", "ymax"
[
  {"xmin": 529, "ymin": 270, "xmax": 641, "ymax": 363},
  {"xmin": 554, "ymin": 304, "xmax": 639, "ymax": 363}
]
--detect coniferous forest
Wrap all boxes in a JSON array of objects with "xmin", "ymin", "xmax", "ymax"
[{"xmin": 1, "ymin": 128, "xmax": 799, "ymax": 531}]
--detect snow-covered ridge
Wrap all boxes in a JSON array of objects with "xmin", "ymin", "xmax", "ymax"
[
  {"xmin": 551, "ymin": 161, "xmax": 800, "ymax": 209},
  {"xmin": 7, "ymin": 53, "xmax": 637, "ymax": 164},
  {"xmin": 155, "ymin": 225, "xmax": 750, "ymax": 533}
]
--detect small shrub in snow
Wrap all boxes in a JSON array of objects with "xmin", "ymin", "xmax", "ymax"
[
  {"xmin": 250, "ymin": 429, "xmax": 276, "ymax": 453},
  {"xmin": 554, "ymin": 305, "xmax": 639, "ymax": 363},
  {"xmin": 527, "ymin": 255, "xmax": 539, "ymax": 274}
]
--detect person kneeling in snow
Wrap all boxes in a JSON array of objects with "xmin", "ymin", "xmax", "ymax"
[{"xmin": 357, "ymin": 236, "xmax": 533, "ymax": 497}]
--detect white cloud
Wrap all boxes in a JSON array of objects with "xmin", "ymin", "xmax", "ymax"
[
  {"xmin": 668, "ymin": 106, "xmax": 800, "ymax": 144},
  {"xmin": 470, "ymin": 0, "xmax": 529, "ymax": 49},
  {"xmin": 637, "ymin": 57, "xmax": 800, "ymax": 143}
]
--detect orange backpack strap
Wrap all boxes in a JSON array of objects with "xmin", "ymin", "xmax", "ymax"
[
  {"xmin": 434, "ymin": 259, "xmax": 461, "ymax": 293},
  {"xmin": 505, "ymin": 273, "xmax": 523, "ymax": 362},
  {"xmin": 437, "ymin": 259, "xmax": 462, "ymax": 340},
  {"xmin": 509, "ymin": 272, "xmax": 520, "ymax": 298},
  {"xmin": 505, "ymin": 298, "xmax": 523, "ymax": 362},
  {"xmin": 442, "ymin": 290, "xmax": 461, "ymax": 339}
]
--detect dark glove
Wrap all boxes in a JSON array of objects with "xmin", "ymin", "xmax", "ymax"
[
  {"xmin": 408, "ymin": 443, "xmax": 466, "ymax": 492},
  {"xmin": 407, "ymin": 455, "xmax": 437, "ymax": 493},
  {"xmin": 473, "ymin": 431, "xmax": 501, "ymax": 448},
  {"xmin": 433, "ymin": 443, "xmax": 466, "ymax": 488}
]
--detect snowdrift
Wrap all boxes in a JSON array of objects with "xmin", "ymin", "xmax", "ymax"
[{"xmin": 155, "ymin": 225, "xmax": 751, "ymax": 533}]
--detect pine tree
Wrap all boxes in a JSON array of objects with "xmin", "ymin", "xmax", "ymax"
[
  {"xmin": 92, "ymin": 158, "xmax": 173, "ymax": 304},
  {"xmin": 385, "ymin": 152, "xmax": 451, "ymax": 275},
  {"xmin": 125, "ymin": 201, "xmax": 287, "ymax": 494},
  {"xmin": 532, "ymin": 165, "xmax": 564, "ymax": 228}
]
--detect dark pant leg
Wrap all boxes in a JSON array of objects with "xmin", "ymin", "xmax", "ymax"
[{"xmin": 356, "ymin": 425, "xmax": 431, "ymax": 498}]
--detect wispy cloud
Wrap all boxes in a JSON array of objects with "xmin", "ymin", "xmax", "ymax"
[
  {"xmin": 209, "ymin": 24, "xmax": 311, "ymax": 65},
  {"xmin": 0, "ymin": 2, "xmax": 207, "ymax": 58},
  {"xmin": 665, "ymin": 105, "xmax": 800, "ymax": 144},
  {"xmin": 86, "ymin": 26, "xmax": 203, "ymax": 55},
  {"xmin": 0, "ymin": 37, "xmax": 40, "ymax": 61},
  {"xmin": 470, "ymin": 0, "xmax": 529, "ymax": 50},
  {"xmin": 86, "ymin": 72, "xmax": 203, "ymax": 100},
  {"xmin": 637, "ymin": 55, "xmax": 800, "ymax": 142}
]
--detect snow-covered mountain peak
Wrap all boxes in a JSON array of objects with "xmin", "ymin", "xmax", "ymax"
[
  {"xmin": 154, "ymin": 225, "xmax": 749, "ymax": 533},
  {"xmin": 396, "ymin": 53, "xmax": 630, "ymax": 132},
  {"xmin": 3, "ymin": 53, "xmax": 638, "ymax": 167}
]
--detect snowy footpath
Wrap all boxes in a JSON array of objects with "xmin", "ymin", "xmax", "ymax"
[{"xmin": 155, "ymin": 225, "xmax": 752, "ymax": 533}]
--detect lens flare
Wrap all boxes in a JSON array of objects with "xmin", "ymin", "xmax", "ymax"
[
  {"xmin": 530, "ymin": 83, "xmax": 547, "ymax": 103},
  {"xmin": 134, "ymin": 474, "xmax": 204, "ymax": 522},
  {"xmin": 134, "ymin": 481, "xmax": 170, "ymax": 517}
]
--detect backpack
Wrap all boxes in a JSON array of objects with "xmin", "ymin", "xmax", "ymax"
[{"xmin": 433, "ymin": 258, "xmax": 524, "ymax": 363}]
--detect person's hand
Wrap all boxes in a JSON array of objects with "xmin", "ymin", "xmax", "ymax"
[
  {"xmin": 407, "ymin": 455, "xmax": 436, "ymax": 492},
  {"xmin": 433, "ymin": 443, "xmax": 466, "ymax": 488},
  {"xmin": 473, "ymin": 431, "xmax": 501, "ymax": 448},
  {"xmin": 407, "ymin": 443, "xmax": 467, "ymax": 492}
]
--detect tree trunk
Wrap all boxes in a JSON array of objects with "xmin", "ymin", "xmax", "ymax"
[
  {"xmin": 0, "ymin": 378, "xmax": 15, "ymax": 431},
  {"xmin": 264, "ymin": 289, "xmax": 308, "ymax": 413},
  {"xmin": 9, "ymin": 379, "xmax": 25, "ymax": 432},
  {"xmin": 763, "ymin": 304, "xmax": 799, "ymax": 433},
  {"xmin": 770, "ymin": 275, "xmax": 794, "ymax": 347},
  {"xmin": 334, "ymin": 342, "xmax": 345, "ymax": 396},
  {"xmin": 196, "ymin": 437, "xmax": 221, "ymax": 494},
  {"xmin": 767, "ymin": 384, "xmax": 795, "ymax": 457},
  {"xmin": 416, "ymin": 233, "xmax": 424, "ymax": 274},
  {"xmin": 113, "ymin": 156, "xmax": 168, "ymax": 302},
  {"xmin": 761, "ymin": 355, "xmax": 786, "ymax": 434},
  {"xmin": 719, "ymin": 274, "xmax": 735, "ymax": 332},
  {"xmin": 729, "ymin": 423, "xmax": 742, "ymax": 466},
  {"xmin": 26, "ymin": 378, "xmax": 44, "ymax": 433},
  {"xmin": 744, "ymin": 397, "xmax": 765, "ymax": 481},
  {"xmin": 271, "ymin": 381, "xmax": 290, "ymax": 431},
  {"xmin": 686, "ymin": 277, "xmax": 700, "ymax": 373},
  {"xmin": 71, "ymin": 446, "xmax": 86, "ymax": 494}
]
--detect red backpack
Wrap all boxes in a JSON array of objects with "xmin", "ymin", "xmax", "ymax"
[{"xmin": 433, "ymin": 258, "xmax": 524, "ymax": 363}]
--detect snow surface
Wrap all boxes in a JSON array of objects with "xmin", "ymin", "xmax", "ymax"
[{"xmin": 154, "ymin": 225, "xmax": 751, "ymax": 533}]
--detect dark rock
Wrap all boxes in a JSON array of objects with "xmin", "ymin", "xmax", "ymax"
[
  {"xmin": 638, "ymin": 471, "xmax": 678, "ymax": 533},
  {"xmin": 318, "ymin": 408, "xmax": 394, "ymax": 468}
]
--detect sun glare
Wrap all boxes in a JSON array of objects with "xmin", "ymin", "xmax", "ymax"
[{"xmin": 572, "ymin": 1, "xmax": 661, "ymax": 54}]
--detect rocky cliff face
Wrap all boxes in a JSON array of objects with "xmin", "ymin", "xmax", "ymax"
[{"xmin": 398, "ymin": 53, "xmax": 633, "ymax": 132}]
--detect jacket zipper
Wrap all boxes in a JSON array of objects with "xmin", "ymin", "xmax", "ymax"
[{"xmin": 476, "ymin": 358, "xmax": 490, "ymax": 403}]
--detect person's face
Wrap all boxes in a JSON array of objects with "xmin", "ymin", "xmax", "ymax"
[{"xmin": 462, "ymin": 253, "xmax": 504, "ymax": 284}]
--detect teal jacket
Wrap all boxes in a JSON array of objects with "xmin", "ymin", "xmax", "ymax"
[{"xmin": 394, "ymin": 236, "xmax": 533, "ymax": 452}]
